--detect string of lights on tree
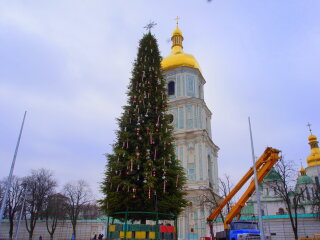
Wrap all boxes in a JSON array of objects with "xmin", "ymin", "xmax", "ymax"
[{"xmin": 101, "ymin": 25, "xmax": 187, "ymax": 218}]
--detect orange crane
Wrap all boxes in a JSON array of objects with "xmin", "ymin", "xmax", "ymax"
[{"xmin": 207, "ymin": 147, "xmax": 281, "ymax": 239}]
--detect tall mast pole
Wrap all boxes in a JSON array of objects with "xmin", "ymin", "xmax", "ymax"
[
  {"xmin": 248, "ymin": 117, "xmax": 265, "ymax": 240},
  {"xmin": 0, "ymin": 111, "xmax": 27, "ymax": 227}
]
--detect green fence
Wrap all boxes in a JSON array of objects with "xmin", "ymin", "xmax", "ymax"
[{"xmin": 106, "ymin": 211, "xmax": 177, "ymax": 240}]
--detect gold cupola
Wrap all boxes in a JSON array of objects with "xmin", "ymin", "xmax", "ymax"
[
  {"xmin": 161, "ymin": 22, "xmax": 201, "ymax": 72},
  {"xmin": 306, "ymin": 127, "xmax": 320, "ymax": 167},
  {"xmin": 300, "ymin": 166, "xmax": 306, "ymax": 176}
]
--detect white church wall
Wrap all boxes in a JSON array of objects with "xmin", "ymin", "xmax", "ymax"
[
  {"xmin": 172, "ymin": 106, "xmax": 199, "ymax": 132},
  {"xmin": 306, "ymin": 165, "xmax": 320, "ymax": 185},
  {"xmin": 0, "ymin": 220, "xmax": 106, "ymax": 240},
  {"xmin": 197, "ymin": 143, "xmax": 204, "ymax": 181},
  {"xmin": 165, "ymin": 64, "xmax": 219, "ymax": 239}
]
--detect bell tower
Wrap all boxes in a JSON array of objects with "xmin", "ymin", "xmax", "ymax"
[
  {"xmin": 306, "ymin": 123, "xmax": 320, "ymax": 186},
  {"xmin": 161, "ymin": 22, "xmax": 219, "ymax": 239}
]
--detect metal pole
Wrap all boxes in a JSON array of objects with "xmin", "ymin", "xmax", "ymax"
[
  {"xmin": 0, "ymin": 111, "xmax": 27, "ymax": 227},
  {"xmin": 248, "ymin": 117, "xmax": 265, "ymax": 240},
  {"xmin": 14, "ymin": 189, "xmax": 27, "ymax": 240}
]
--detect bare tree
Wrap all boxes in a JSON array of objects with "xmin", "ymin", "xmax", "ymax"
[
  {"xmin": 266, "ymin": 159, "xmax": 305, "ymax": 240},
  {"xmin": 45, "ymin": 193, "xmax": 68, "ymax": 240},
  {"xmin": 23, "ymin": 169, "xmax": 57, "ymax": 240},
  {"xmin": 219, "ymin": 175, "xmax": 235, "ymax": 216},
  {"xmin": 63, "ymin": 180, "xmax": 92, "ymax": 239},
  {"xmin": 199, "ymin": 175, "xmax": 234, "ymax": 222},
  {"xmin": 1, "ymin": 176, "xmax": 24, "ymax": 240}
]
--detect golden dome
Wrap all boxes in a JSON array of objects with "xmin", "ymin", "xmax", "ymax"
[
  {"xmin": 306, "ymin": 133, "xmax": 320, "ymax": 167},
  {"xmin": 162, "ymin": 52, "xmax": 201, "ymax": 71},
  {"xmin": 161, "ymin": 24, "xmax": 201, "ymax": 72},
  {"xmin": 300, "ymin": 166, "xmax": 306, "ymax": 176},
  {"xmin": 172, "ymin": 26, "xmax": 182, "ymax": 36},
  {"xmin": 307, "ymin": 154, "xmax": 320, "ymax": 166},
  {"xmin": 308, "ymin": 134, "xmax": 317, "ymax": 141}
]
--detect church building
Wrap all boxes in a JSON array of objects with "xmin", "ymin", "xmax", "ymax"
[
  {"xmin": 161, "ymin": 23, "xmax": 219, "ymax": 239},
  {"xmin": 248, "ymin": 128, "xmax": 320, "ymax": 216},
  {"xmin": 239, "ymin": 128, "xmax": 320, "ymax": 239}
]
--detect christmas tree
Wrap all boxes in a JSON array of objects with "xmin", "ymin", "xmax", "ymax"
[{"xmin": 101, "ymin": 30, "xmax": 187, "ymax": 221}]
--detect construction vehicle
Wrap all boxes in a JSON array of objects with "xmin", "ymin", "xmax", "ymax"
[{"xmin": 207, "ymin": 147, "xmax": 281, "ymax": 240}]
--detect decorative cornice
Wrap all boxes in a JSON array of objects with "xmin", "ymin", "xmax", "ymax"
[
  {"xmin": 169, "ymin": 98, "xmax": 212, "ymax": 117},
  {"xmin": 163, "ymin": 66, "xmax": 206, "ymax": 85},
  {"xmin": 174, "ymin": 129, "xmax": 219, "ymax": 151}
]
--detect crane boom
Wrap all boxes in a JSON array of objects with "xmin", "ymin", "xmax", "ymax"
[{"xmin": 207, "ymin": 147, "xmax": 280, "ymax": 230}]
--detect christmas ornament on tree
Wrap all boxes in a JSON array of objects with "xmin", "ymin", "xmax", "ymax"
[{"xmin": 100, "ymin": 28, "xmax": 187, "ymax": 221}]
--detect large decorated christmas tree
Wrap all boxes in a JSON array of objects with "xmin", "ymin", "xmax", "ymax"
[{"xmin": 101, "ymin": 30, "xmax": 187, "ymax": 221}]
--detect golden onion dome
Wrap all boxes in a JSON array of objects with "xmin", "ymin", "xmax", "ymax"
[
  {"xmin": 161, "ymin": 24, "xmax": 201, "ymax": 72},
  {"xmin": 300, "ymin": 166, "xmax": 306, "ymax": 176},
  {"xmin": 307, "ymin": 154, "xmax": 320, "ymax": 165},
  {"xmin": 308, "ymin": 134, "xmax": 317, "ymax": 141},
  {"xmin": 172, "ymin": 27, "xmax": 182, "ymax": 36},
  {"xmin": 306, "ymin": 133, "xmax": 320, "ymax": 167}
]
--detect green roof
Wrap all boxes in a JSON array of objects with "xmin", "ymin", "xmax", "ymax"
[
  {"xmin": 241, "ymin": 203, "xmax": 254, "ymax": 215},
  {"xmin": 263, "ymin": 168, "xmax": 282, "ymax": 182},
  {"xmin": 297, "ymin": 175, "xmax": 314, "ymax": 185}
]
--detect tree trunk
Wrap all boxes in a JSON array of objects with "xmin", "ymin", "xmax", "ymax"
[
  {"xmin": 294, "ymin": 231, "xmax": 298, "ymax": 240},
  {"xmin": 50, "ymin": 233, "xmax": 54, "ymax": 240},
  {"xmin": 288, "ymin": 211, "xmax": 298, "ymax": 240},
  {"xmin": 9, "ymin": 218, "xmax": 14, "ymax": 240},
  {"xmin": 293, "ymin": 217, "xmax": 298, "ymax": 240},
  {"xmin": 29, "ymin": 231, "xmax": 33, "ymax": 240},
  {"xmin": 72, "ymin": 223, "xmax": 77, "ymax": 239}
]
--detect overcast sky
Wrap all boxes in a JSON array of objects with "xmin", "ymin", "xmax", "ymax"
[{"xmin": 1, "ymin": 1, "xmax": 320, "ymax": 199}]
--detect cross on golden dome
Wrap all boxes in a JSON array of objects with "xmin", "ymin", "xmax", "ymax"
[
  {"xmin": 307, "ymin": 122, "xmax": 313, "ymax": 134},
  {"xmin": 175, "ymin": 16, "xmax": 180, "ymax": 27},
  {"xmin": 161, "ymin": 19, "xmax": 201, "ymax": 72}
]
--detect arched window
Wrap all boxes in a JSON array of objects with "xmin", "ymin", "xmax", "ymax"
[
  {"xmin": 278, "ymin": 208, "xmax": 285, "ymax": 215},
  {"xmin": 168, "ymin": 81, "xmax": 175, "ymax": 95}
]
